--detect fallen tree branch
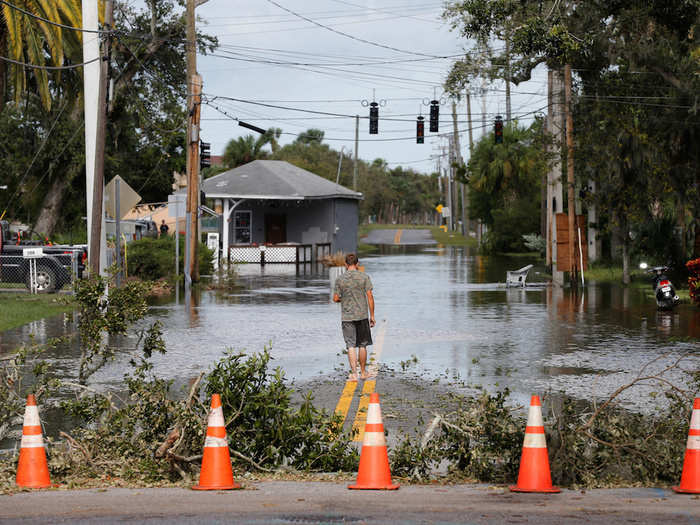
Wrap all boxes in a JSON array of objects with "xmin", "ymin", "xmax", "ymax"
[
  {"xmin": 60, "ymin": 431, "xmax": 93, "ymax": 463},
  {"xmin": 229, "ymin": 449, "xmax": 274, "ymax": 472}
]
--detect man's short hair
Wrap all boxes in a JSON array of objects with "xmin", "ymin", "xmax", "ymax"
[{"xmin": 345, "ymin": 253, "xmax": 358, "ymax": 266}]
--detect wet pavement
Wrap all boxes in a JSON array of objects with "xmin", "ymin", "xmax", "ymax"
[
  {"xmin": 0, "ymin": 483, "xmax": 698, "ymax": 524},
  {"xmin": 363, "ymin": 228, "xmax": 437, "ymax": 245}
]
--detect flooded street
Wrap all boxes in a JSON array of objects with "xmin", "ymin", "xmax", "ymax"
[{"xmin": 1, "ymin": 245, "xmax": 698, "ymax": 411}]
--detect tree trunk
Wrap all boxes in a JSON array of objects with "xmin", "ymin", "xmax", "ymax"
[
  {"xmin": 622, "ymin": 221, "xmax": 630, "ymax": 285},
  {"xmin": 33, "ymin": 176, "xmax": 72, "ymax": 236}
]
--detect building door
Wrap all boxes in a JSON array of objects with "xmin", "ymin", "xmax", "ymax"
[{"xmin": 265, "ymin": 214, "xmax": 286, "ymax": 244}]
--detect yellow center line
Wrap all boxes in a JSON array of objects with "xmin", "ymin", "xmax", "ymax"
[
  {"xmin": 334, "ymin": 380, "xmax": 358, "ymax": 425},
  {"xmin": 393, "ymin": 229, "xmax": 403, "ymax": 244},
  {"xmin": 352, "ymin": 379, "xmax": 376, "ymax": 442},
  {"xmin": 350, "ymin": 321, "xmax": 387, "ymax": 442}
]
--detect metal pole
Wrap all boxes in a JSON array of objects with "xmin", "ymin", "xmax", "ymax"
[
  {"xmin": 115, "ymin": 178, "xmax": 121, "ymax": 285},
  {"xmin": 353, "ymin": 115, "xmax": 359, "ymax": 191},
  {"xmin": 175, "ymin": 217, "xmax": 179, "ymax": 278}
]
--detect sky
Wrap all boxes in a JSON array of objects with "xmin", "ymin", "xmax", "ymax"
[{"xmin": 188, "ymin": 0, "xmax": 549, "ymax": 176}]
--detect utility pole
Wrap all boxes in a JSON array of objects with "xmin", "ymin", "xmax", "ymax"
[
  {"xmin": 185, "ymin": 0, "xmax": 199, "ymax": 283},
  {"xmin": 547, "ymin": 68, "xmax": 565, "ymax": 285},
  {"xmin": 451, "ymin": 100, "xmax": 467, "ymax": 236},
  {"xmin": 564, "ymin": 64, "xmax": 576, "ymax": 284},
  {"xmin": 465, "ymin": 89, "xmax": 475, "ymax": 242},
  {"xmin": 447, "ymin": 138, "xmax": 454, "ymax": 231},
  {"xmin": 186, "ymin": 74, "xmax": 202, "ymax": 283},
  {"xmin": 353, "ymin": 115, "xmax": 359, "ymax": 190},
  {"xmin": 87, "ymin": 0, "xmax": 112, "ymax": 276},
  {"xmin": 505, "ymin": 35, "xmax": 512, "ymax": 122}
]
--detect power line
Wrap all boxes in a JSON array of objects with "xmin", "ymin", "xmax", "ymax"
[
  {"xmin": 209, "ymin": 50, "xmax": 462, "ymax": 67},
  {"xmin": 262, "ymin": 0, "xmax": 449, "ymax": 59},
  {"xmin": 0, "ymin": 55, "xmax": 101, "ymax": 70},
  {"xmin": 0, "ymin": 0, "xmax": 110, "ymax": 34}
]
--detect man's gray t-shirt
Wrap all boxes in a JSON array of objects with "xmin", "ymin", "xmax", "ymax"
[{"xmin": 334, "ymin": 270, "xmax": 373, "ymax": 321}]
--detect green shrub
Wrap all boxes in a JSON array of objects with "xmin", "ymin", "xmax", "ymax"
[{"xmin": 126, "ymin": 237, "xmax": 214, "ymax": 281}]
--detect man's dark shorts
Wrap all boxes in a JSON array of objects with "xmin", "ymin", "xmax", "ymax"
[{"xmin": 342, "ymin": 319, "xmax": 373, "ymax": 348}]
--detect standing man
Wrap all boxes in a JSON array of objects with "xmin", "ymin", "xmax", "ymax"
[
  {"xmin": 159, "ymin": 219, "xmax": 169, "ymax": 238},
  {"xmin": 333, "ymin": 253, "xmax": 376, "ymax": 381}
]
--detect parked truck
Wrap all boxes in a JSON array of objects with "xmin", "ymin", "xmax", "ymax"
[{"xmin": 0, "ymin": 220, "xmax": 87, "ymax": 293}]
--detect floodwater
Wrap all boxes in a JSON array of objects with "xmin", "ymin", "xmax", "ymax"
[{"xmin": 1, "ymin": 246, "xmax": 699, "ymax": 412}]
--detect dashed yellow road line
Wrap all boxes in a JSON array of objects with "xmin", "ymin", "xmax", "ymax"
[
  {"xmin": 393, "ymin": 229, "xmax": 403, "ymax": 244},
  {"xmin": 334, "ymin": 379, "xmax": 358, "ymax": 425},
  {"xmin": 350, "ymin": 321, "xmax": 387, "ymax": 442},
  {"xmin": 352, "ymin": 379, "xmax": 376, "ymax": 442}
]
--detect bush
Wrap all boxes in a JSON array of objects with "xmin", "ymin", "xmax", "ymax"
[{"xmin": 127, "ymin": 237, "xmax": 214, "ymax": 281}]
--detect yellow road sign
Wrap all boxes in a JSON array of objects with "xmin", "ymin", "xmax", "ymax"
[{"xmin": 436, "ymin": 204, "xmax": 443, "ymax": 213}]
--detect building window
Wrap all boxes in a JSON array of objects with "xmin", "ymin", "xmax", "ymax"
[{"xmin": 234, "ymin": 211, "xmax": 252, "ymax": 244}]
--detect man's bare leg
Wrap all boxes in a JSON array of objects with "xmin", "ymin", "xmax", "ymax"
[
  {"xmin": 358, "ymin": 347, "xmax": 369, "ymax": 379},
  {"xmin": 347, "ymin": 347, "xmax": 358, "ymax": 380}
]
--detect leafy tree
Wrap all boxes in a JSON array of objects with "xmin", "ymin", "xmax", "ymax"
[
  {"xmin": 294, "ymin": 128, "xmax": 325, "ymax": 144},
  {"xmin": 2, "ymin": 0, "xmax": 219, "ymax": 236},
  {"xmin": 0, "ymin": 0, "xmax": 82, "ymax": 111},
  {"xmin": 461, "ymin": 121, "xmax": 545, "ymax": 252},
  {"xmin": 444, "ymin": 0, "xmax": 700, "ymax": 269},
  {"xmin": 222, "ymin": 128, "xmax": 281, "ymax": 168}
]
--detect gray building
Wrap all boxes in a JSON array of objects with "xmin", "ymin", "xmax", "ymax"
[{"xmin": 202, "ymin": 160, "xmax": 361, "ymax": 263}]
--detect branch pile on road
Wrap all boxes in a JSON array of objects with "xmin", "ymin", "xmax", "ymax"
[{"xmin": 390, "ymin": 359, "xmax": 697, "ymax": 488}]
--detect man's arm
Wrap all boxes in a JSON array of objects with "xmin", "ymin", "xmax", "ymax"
[{"xmin": 367, "ymin": 290, "xmax": 375, "ymax": 327}]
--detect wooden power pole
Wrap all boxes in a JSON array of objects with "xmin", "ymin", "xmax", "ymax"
[
  {"xmin": 185, "ymin": 0, "xmax": 200, "ymax": 282},
  {"xmin": 187, "ymin": 74, "xmax": 202, "ymax": 282},
  {"xmin": 451, "ymin": 100, "xmax": 467, "ymax": 236},
  {"xmin": 564, "ymin": 64, "xmax": 576, "ymax": 282}
]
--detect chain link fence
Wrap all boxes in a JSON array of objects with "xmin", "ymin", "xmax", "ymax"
[{"xmin": 0, "ymin": 250, "xmax": 83, "ymax": 294}]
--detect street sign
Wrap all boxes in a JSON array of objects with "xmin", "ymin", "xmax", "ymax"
[
  {"xmin": 441, "ymin": 206, "xmax": 451, "ymax": 218},
  {"xmin": 104, "ymin": 176, "xmax": 141, "ymax": 219},
  {"xmin": 168, "ymin": 193, "xmax": 187, "ymax": 218},
  {"xmin": 22, "ymin": 247, "xmax": 43, "ymax": 258},
  {"xmin": 436, "ymin": 204, "xmax": 443, "ymax": 213}
]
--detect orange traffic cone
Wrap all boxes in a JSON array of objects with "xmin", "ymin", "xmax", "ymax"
[
  {"xmin": 349, "ymin": 392, "xmax": 399, "ymax": 490},
  {"xmin": 192, "ymin": 394, "xmax": 240, "ymax": 490},
  {"xmin": 16, "ymin": 394, "xmax": 51, "ymax": 489},
  {"xmin": 673, "ymin": 397, "xmax": 700, "ymax": 494},
  {"xmin": 510, "ymin": 395, "xmax": 560, "ymax": 493}
]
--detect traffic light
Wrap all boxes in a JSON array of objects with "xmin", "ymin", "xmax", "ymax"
[
  {"xmin": 416, "ymin": 116, "xmax": 424, "ymax": 144},
  {"xmin": 429, "ymin": 100, "xmax": 439, "ymax": 132},
  {"xmin": 200, "ymin": 141, "xmax": 211, "ymax": 171},
  {"xmin": 369, "ymin": 102, "xmax": 379, "ymax": 134},
  {"xmin": 494, "ymin": 116, "xmax": 503, "ymax": 144}
]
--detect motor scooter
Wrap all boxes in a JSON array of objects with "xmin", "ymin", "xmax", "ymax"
[{"xmin": 640, "ymin": 263, "xmax": 680, "ymax": 310}]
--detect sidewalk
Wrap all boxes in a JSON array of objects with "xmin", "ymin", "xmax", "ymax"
[{"xmin": 1, "ymin": 482, "xmax": 698, "ymax": 524}]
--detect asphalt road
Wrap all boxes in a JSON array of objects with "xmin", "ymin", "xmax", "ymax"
[
  {"xmin": 1, "ymin": 482, "xmax": 698, "ymax": 524},
  {"xmin": 362, "ymin": 228, "xmax": 437, "ymax": 245}
]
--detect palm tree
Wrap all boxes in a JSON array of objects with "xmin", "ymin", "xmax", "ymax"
[
  {"xmin": 223, "ymin": 128, "xmax": 282, "ymax": 168},
  {"xmin": 0, "ymin": 0, "xmax": 82, "ymax": 111}
]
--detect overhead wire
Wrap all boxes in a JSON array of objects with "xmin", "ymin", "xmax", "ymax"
[
  {"xmin": 0, "ymin": 55, "xmax": 101, "ymax": 70},
  {"xmin": 0, "ymin": 0, "xmax": 110, "ymax": 34},
  {"xmin": 261, "ymin": 0, "xmax": 451, "ymax": 59}
]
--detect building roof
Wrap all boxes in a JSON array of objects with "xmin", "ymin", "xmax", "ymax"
[{"xmin": 202, "ymin": 160, "xmax": 362, "ymax": 201}]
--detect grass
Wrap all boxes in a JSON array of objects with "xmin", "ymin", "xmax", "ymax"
[
  {"xmin": 0, "ymin": 293, "xmax": 74, "ymax": 332},
  {"xmin": 584, "ymin": 264, "xmax": 648, "ymax": 284},
  {"xmin": 358, "ymin": 223, "xmax": 476, "ymax": 248}
]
